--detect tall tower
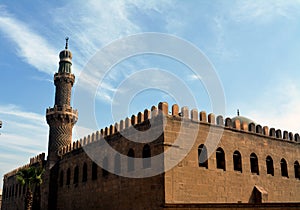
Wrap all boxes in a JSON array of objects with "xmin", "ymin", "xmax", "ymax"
[{"xmin": 46, "ymin": 38, "xmax": 78, "ymax": 164}]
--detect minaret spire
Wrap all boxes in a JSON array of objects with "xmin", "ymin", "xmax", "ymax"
[{"xmin": 65, "ymin": 37, "xmax": 69, "ymax": 49}]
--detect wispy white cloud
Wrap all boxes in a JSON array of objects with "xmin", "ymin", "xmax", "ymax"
[
  {"xmin": 0, "ymin": 104, "xmax": 48, "ymax": 188},
  {"xmin": 231, "ymin": 0, "xmax": 300, "ymax": 23},
  {"xmin": 0, "ymin": 6, "xmax": 59, "ymax": 75}
]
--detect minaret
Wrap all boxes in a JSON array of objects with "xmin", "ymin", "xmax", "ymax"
[{"xmin": 46, "ymin": 38, "xmax": 78, "ymax": 164}]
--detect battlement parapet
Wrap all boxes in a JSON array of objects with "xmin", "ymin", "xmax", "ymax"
[
  {"xmin": 58, "ymin": 102, "xmax": 300, "ymax": 157},
  {"xmin": 4, "ymin": 153, "xmax": 45, "ymax": 179},
  {"xmin": 29, "ymin": 153, "xmax": 45, "ymax": 165}
]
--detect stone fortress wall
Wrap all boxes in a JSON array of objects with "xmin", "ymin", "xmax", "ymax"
[{"xmin": 2, "ymin": 102, "xmax": 300, "ymax": 209}]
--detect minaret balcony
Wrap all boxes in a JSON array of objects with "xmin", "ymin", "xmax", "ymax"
[{"xmin": 46, "ymin": 105, "xmax": 78, "ymax": 117}]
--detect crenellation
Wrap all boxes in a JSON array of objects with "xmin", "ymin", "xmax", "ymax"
[
  {"xmin": 131, "ymin": 115, "xmax": 137, "ymax": 125},
  {"xmin": 68, "ymin": 143, "xmax": 72, "ymax": 152},
  {"xmin": 125, "ymin": 117, "xmax": 131, "ymax": 128},
  {"xmin": 83, "ymin": 136, "xmax": 87, "ymax": 146},
  {"xmin": 216, "ymin": 115, "xmax": 224, "ymax": 126},
  {"xmin": 151, "ymin": 106, "xmax": 158, "ymax": 118},
  {"xmin": 91, "ymin": 133, "xmax": 95, "ymax": 142},
  {"xmin": 269, "ymin": 128, "xmax": 276, "ymax": 137},
  {"xmin": 256, "ymin": 125, "xmax": 262, "ymax": 134},
  {"xmin": 276, "ymin": 129, "xmax": 282, "ymax": 139},
  {"xmin": 208, "ymin": 113, "xmax": 215, "ymax": 124},
  {"xmin": 172, "ymin": 104, "xmax": 179, "ymax": 116},
  {"xmin": 158, "ymin": 102, "xmax": 168, "ymax": 115},
  {"xmin": 232, "ymin": 119, "xmax": 240, "ymax": 130},
  {"xmin": 225, "ymin": 118, "xmax": 232, "ymax": 128},
  {"xmin": 191, "ymin": 109, "xmax": 198, "ymax": 121},
  {"xmin": 62, "ymin": 146, "xmax": 66, "ymax": 154},
  {"xmin": 87, "ymin": 135, "xmax": 91, "ymax": 144},
  {"xmin": 120, "ymin": 120, "xmax": 125, "ymax": 130},
  {"xmin": 181, "ymin": 106, "xmax": 189, "ymax": 118},
  {"xmin": 283, "ymin": 131, "xmax": 289, "ymax": 140},
  {"xmin": 137, "ymin": 112, "xmax": 144, "ymax": 123},
  {"xmin": 144, "ymin": 109, "xmax": 151, "ymax": 120},
  {"xmin": 110, "ymin": 125, "xmax": 115, "ymax": 135},
  {"xmin": 295, "ymin": 133, "xmax": 300, "ymax": 142},
  {"xmin": 241, "ymin": 122, "xmax": 248, "ymax": 131},
  {"xmin": 105, "ymin": 127, "xmax": 109, "ymax": 136},
  {"xmin": 248, "ymin": 123, "xmax": 255, "ymax": 132},
  {"xmin": 96, "ymin": 131, "xmax": 101, "ymax": 141},
  {"xmin": 263, "ymin": 126, "xmax": 269, "ymax": 136},
  {"xmin": 199, "ymin": 111, "xmax": 207, "ymax": 122},
  {"xmin": 114, "ymin": 123, "xmax": 119, "ymax": 133},
  {"xmin": 289, "ymin": 132, "xmax": 293, "ymax": 141}
]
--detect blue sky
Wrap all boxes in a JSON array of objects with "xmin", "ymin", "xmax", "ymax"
[{"xmin": 1, "ymin": 0, "xmax": 300, "ymax": 188}]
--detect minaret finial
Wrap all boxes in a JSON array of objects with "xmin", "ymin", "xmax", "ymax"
[
  {"xmin": 237, "ymin": 109, "xmax": 240, "ymax": 116},
  {"xmin": 65, "ymin": 37, "xmax": 69, "ymax": 49}
]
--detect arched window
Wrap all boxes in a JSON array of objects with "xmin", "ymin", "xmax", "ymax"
[
  {"xmin": 266, "ymin": 156, "xmax": 274, "ymax": 176},
  {"xmin": 198, "ymin": 144, "xmax": 208, "ymax": 168},
  {"xmin": 92, "ymin": 162, "xmax": 98, "ymax": 180},
  {"xmin": 66, "ymin": 168, "xmax": 71, "ymax": 185},
  {"xmin": 250, "ymin": 153, "xmax": 259, "ymax": 175},
  {"xmin": 74, "ymin": 166, "xmax": 79, "ymax": 184},
  {"xmin": 233, "ymin": 151, "xmax": 242, "ymax": 172},
  {"xmin": 281, "ymin": 158, "xmax": 288, "ymax": 177},
  {"xmin": 216, "ymin": 147, "xmax": 226, "ymax": 170},
  {"xmin": 114, "ymin": 153, "xmax": 121, "ymax": 174},
  {"xmin": 128, "ymin": 149, "xmax": 135, "ymax": 172},
  {"xmin": 102, "ymin": 156, "xmax": 109, "ymax": 177},
  {"xmin": 294, "ymin": 161, "xmax": 300, "ymax": 179},
  {"xmin": 143, "ymin": 144, "xmax": 151, "ymax": 168},
  {"xmin": 59, "ymin": 170, "xmax": 64, "ymax": 187},
  {"xmin": 82, "ymin": 163, "xmax": 87, "ymax": 182}
]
